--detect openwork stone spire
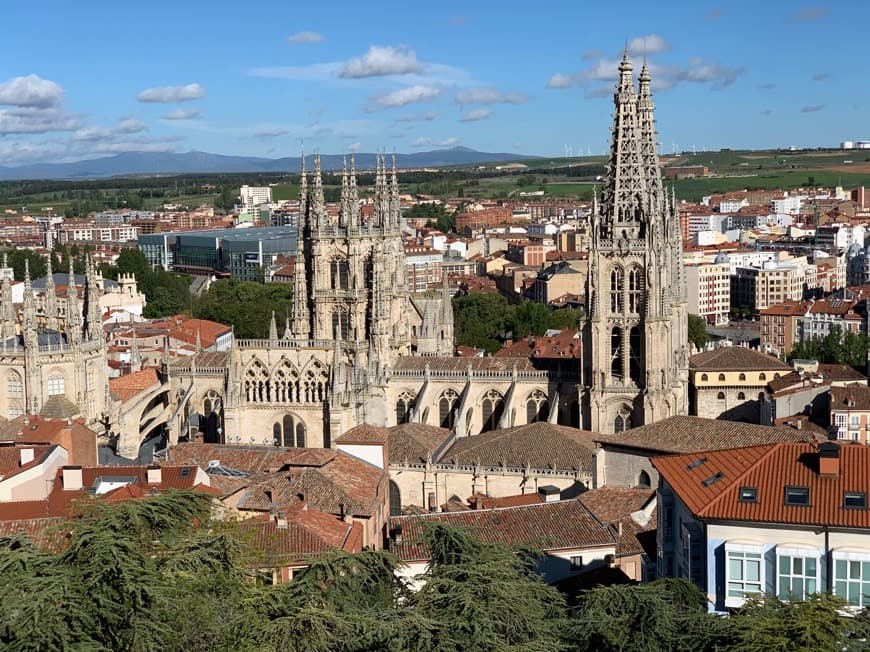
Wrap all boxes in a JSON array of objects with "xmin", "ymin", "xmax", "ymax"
[
  {"xmin": 292, "ymin": 154, "xmax": 311, "ymax": 339},
  {"xmin": 44, "ymin": 255, "xmax": 59, "ymax": 332},
  {"xmin": 599, "ymin": 52, "xmax": 648, "ymax": 240},
  {"xmin": 0, "ymin": 254, "xmax": 16, "ymax": 340},
  {"xmin": 311, "ymin": 154, "xmax": 327, "ymax": 230}
]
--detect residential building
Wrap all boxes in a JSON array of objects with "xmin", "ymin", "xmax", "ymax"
[
  {"xmin": 760, "ymin": 300, "xmax": 808, "ymax": 357},
  {"xmin": 654, "ymin": 441, "xmax": 870, "ymax": 611},
  {"xmin": 529, "ymin": 261, "xmax": 583, "ymax": 305},
  {"xmin": 685, "ymin": 261, "xmax": 730, "ymax": 326},
  {"xmin": 802, "ymin": 298, "xmax": 863, "ymax": 341},
  {"xmin": 731, "ymin": 262, "xmax": 805, "ymax": 312},
  {"xmin": 829, "ymin": 386, "xmax": 870, "ymax": 444}
]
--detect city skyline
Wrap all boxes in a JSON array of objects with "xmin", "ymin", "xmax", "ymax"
[{"xmin": 0, "ymin": 0, "xmax": 865, "ymax": 166}]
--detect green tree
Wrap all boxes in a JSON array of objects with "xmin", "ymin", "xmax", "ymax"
[
  {"xmin": 452, "ymin": 293, "xmax": 515, "ymax": 353},
  {"xmin": 4, "ymin": 249, "xmax": 47, "ymax": 281},
  {"xmin": 688, "ymin": 314, "xmax": 709, "ymax": 350},
  {"xmin": 195, "ymin": 280, "xmax": 293, "ymax": 338},
  {"xmin": 513, "ymin": 301, "xmax": 552, "ymax": 338}
]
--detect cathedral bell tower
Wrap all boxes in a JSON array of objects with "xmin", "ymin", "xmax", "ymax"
[{"xmin": 582, "ymin": 53, "xmax": 688, "ymax": 434}]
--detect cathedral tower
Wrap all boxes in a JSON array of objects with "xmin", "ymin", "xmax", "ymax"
[{"xmin": 582, "ymin": 53, "xmax": 688, "ymax": 434}]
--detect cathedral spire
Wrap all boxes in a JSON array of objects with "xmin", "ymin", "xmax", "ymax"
[
  {"xmin": 22, "ymin": 260, "xmax": 37, "ymax": 349},
  {"xmin": 340, "ymin": 156, "xmax": 349, "ymax": 227},
  {"xmin": 599, "ymin": 51, "xmax": 648, "ymax": 239},
  {"xmin": 330, "ymin": 323, "xmax": 347, "ymax": 401},
  {"xmin": 66, "ymin": 258, "xmax": 82, "ymax": 344},
  {"xmin": 389, "ymin": 153, "xmax": 400, "ymax": 231},
  {"xmin": 44, "ymin": 255, "xmax": 59, "ymax": 331},
  {"xmin": 283, "ymin": 314, "xmax": 292, "ymax": 340},
  {"xmin": 311, "ymin": 154, "xmax": 327, "ymax": 230},
  {"xmin": 268, "ymin": 310, "xmax": 278, "ymax": 341},
  {"xmin": 0, "ymin": 254, "xmax": 16, "ymax": 341},
  {"xmin": 636, "ymin": 61, "xmax": 664, "ymax": 214},
  {"xmin": 85, "ymin": 256, "xmax": 102, "ymax": 342},
  {"xmin": 348, "ymin": 155, "xmax": 360, "ymax": 229}
]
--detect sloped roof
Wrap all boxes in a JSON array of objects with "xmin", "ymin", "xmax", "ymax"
[
  {"xmin": 241, "ymin": 511, "xmax": 362, "ymax": 563},
  {"xmin": 392, "ymin": 356, "xmax": 539, "ymax": 372},
  {"xmin": 387, "ymin": 423, "xmax": 453, "ymax": 465},
  {"xmin": 578, "ymin": 487, "xmax": 656, "ymax": 558},
  {"xmin": 594, "ymin": 416, "xmax": 818, "ymax": 454},
  {"xmin": 108, "ymin": 367, "xmax": 161, "ymax": 403},
  {"xmin": 39, "ymin": 396, "xmax": 81, "ymax": 419},
  {"xmin": 389, "ymin": 500, "xmax": 614, "ymax": 562},
  {"xmin": 831, "ymin": 385, "xmax": 870, "ymax": 411},
  {"xmin": 441, "ymin": 422, "xmax": 597, "ymax": 470},
  {"xmin": 653, "ymin": 442, "xmax": 870, "ymax": 528},
  {"xmin": 689, "ymin": 347, "xmax": 791, "ymax": 372},
  {"xmin": 336, "ymin": 424, "xmax": 388, "ymax": 445}
]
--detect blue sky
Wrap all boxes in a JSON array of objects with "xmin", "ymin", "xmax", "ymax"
[{"xmin": 0, "ymin": 0, "xmax": 865, "ymax": 166}]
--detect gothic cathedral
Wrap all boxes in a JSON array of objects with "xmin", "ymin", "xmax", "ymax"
[{"xmin": 582, "ymin": 54, "xmax": 689, "ymax": 433}]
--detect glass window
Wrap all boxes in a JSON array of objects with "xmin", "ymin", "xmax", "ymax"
[
  {"xmin": 778, "ymin": 555, "xmax": 818, "ymax": 601},
  {"xmin": 570, "ymin": 556, "xmax": 583, "ymax": 571},
  {"xmin": 835, "ymin": 558, "xmax": 870, "ymax": 607},
  {"xmin": 785, "ymin": 486, "xmax": 810, "ymax": 506},
  {"xmin": 47, "ymin": 375, "xmax": 64, "ymax": 397},
  {"xmin": 739, "ymin": 486, "xmax": 757, "ymax": 503},
  {"xmin": 7, "ymin": 372, "xmax": 22, "ymax": 399},
  {"xmin": 845, "ymin": 492, "xmax": 867, "ymax": 509},
  {"xmin": 727, "ymin": 550, "xmax": 763, "ymax": 603}
]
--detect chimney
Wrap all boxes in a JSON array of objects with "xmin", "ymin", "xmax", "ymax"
[
  {"xmin": 19, "ymin": 448, "xmax": 34, "ymax": 466},
  {"xmin": 146, "ymin": 465, "xmax": 162, "ymax": 484},
  {"xmin": 62, "ymin": 465, "xmax": 83, "ymax": 491},
  {"xmin": 339, "ymin": 503, "xmax": 352, "ymax": 523},
  {"xmin": 537, "ymin": 485, "xmax": 561, "ymax": 502},
  {"xmin": 275, "ymin": 511, "xmax": 288, "ymax": 529},
  {"xmin": 819, "ymin": 442, "xmax": 841, "ymax": 478}
]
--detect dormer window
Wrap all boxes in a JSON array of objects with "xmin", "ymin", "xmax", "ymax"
[
  {"xmin": 702, "ymin": 472, "xmax": 725, "ymax": 487},
  {"xmin": 785, "ymin": 486, "xmax": 810, "ymax": 506},
  {"xmin": 844, "ymin": 492, "xmax": 867, "ymax": 509},
  {"xmin": 739, "ymin": 486, "xmax": 758, "ymax": 503}
]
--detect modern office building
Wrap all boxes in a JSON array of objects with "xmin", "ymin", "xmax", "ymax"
[{"xmin": 138, "ymin": 227, "xmax": 297, "ymax": 281}]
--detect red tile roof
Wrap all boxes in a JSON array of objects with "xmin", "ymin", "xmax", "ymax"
[
  {"xmin": 108, "ymin": 367, "xmax": 161, "ymax": 402},
  {"xmin": 336, "ymin": 424, "xmax": 389, "ymax": 445},
  {"xmin": 689, "ymin": 346, "xmax": 791, "ymax": 372},
  {"xmin": 653, "ymin": 442, "xmax": 870, "ymax": 528},
  {"xmin": 389, "ymin": 500, "xmax": 615, "ymax": 562},
  {"xmin": 241, "ymin": 511, "xmax": 362, "ymax": 563}
]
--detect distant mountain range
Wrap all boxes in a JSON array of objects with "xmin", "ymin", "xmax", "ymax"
[{"xmin": 0, "ymin": 147, "xmax": 539, "ymax": 180}]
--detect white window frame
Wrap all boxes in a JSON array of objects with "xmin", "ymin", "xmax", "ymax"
[
  {"xmin": 47, "ymin": 375, "xmax": 65, "ymax": 397},
  {"xmin": 725, "ymin": 544, "xmax": 765, "ymax": 608},
  {"xmin": 776, "ymin": 547, "xmax": 819, "ymax": 601},
  {"xmin": 833, "ymin": 552, "xmax": 870, "ymax": 607}
]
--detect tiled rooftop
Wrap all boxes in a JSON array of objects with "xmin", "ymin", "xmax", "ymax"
[
  {"xmin": 108, "ymin": 367, "xmax": 161, "ymax": 403},
  {"xmin": 690, "ymin": 346, "xmax": 791, "ymax": 372},
  {"xmin": 387, "ymin": 423, "xmax": 453, "ymax": 465}
]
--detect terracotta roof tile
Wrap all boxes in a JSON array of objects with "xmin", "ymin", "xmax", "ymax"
[
  {"xmin": 387, "ymin": 423, "xmax": 453, "ymax": 464},
  {"xmin": 441, "ymin": 422, "xmax": 597, "ymax": 470},
  {"xmin": 389, "ymin": 500, "xmax": 614, "ymax": 562},
  {"xmin": 336, "ymin": 424, "xmax": 389, "ymax": 445},
  {"xmin": 595, "ymin": 416, "xmax": 818, "ymax": 454},
  {"xmin": 689, "ymin": 347, "xmax": 791, "ymax": 372},
  {"xmin": 830, "ymin": 385, "xmax": 870, "ymax": 411},
  {"xmin": 392, "ymin": 356, "xmax": 538, "ymax": 373},
  {"xmin": 653, "ymin": 442, "xmax": 870, "ymax": 528},
  {"xmin": 108, "ymin": 367, "xmax": 161, "ymax": 403},
  {"xmin": 241, "ymin": 511, "xmax": 362, "ymax": 563}
]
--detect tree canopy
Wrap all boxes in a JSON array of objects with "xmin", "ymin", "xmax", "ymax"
[
  {"xmin": 789, "ymin": 326, "xmax": 870, "ymax": 368},
  {"xmin": 1, "ymin": 491, "xmax": 866, "ymax": 651},
  {"xmin": 688, "ymin": 314, "xmax": 709, "ymax": 351},
  {"xmin": 194, "ymin": 280, "xmax": 294, "ymax": 339}
]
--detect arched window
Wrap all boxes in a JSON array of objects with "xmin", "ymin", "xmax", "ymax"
[
  {"xmin": 439, "ymin": 389, "xmax": 459, "ymax": 429},
  {"xmin": 526, "ymin": 390, "xmax": 549, "ymax": 424},
  {"xmin": 203, "ymin": 390, "xmax": 220, "ymax": 418},
  {"xmin": 701, "ymin": 373, "xmax": 708, "ymax": 381},
  {"xmin": 637, "ymin": 470, "xmax": 651, "ymax": 489},
  {"xmin": 717, "ymin": 392, "xmax": 726, "ymax": 400},
  {"xmin": 295, "ymin": 422, "xmax": 306, "ymax": 448},
  {"xmin": 7, "ymin": 402, "xmax": 22, "ymax": 419},
  {"xmin": 47, "ymin": 374, "xmax": 64, "ymax": 397},
  {"xmin": 389, "ymin": 480, "xmax": 402, "ymax": 517},
  {"xmin": 738, "ymin": 373, "xmax": 746, "ymax": 381},
  {"xmin": 245, "ymin": 359, "xmax": 269, "ymax": 403},
  {"xmin": 614, "ymin": 407, "xmax": 632, "ymax": 434},
  {"xmin": 759, "ymin": 373, "xmax": 767, "ymax": 381},
  {"xmin": 330, "ymin": 259, "xmax": 350, "ymax": 290},
  {"xmin": 610, "ymin": 266, "xmax": 623, "ymax": 313},
  {"xmin": 629, "ymin": 326, "xmax": 642, "ymax": 384},
  {"xmin": 283, "ymin": 415, "xmax": 294, "ymax": 447},
  {"xmin": 271, "ymin": 360, "xmax": 299, "ymax": 403},
  {"xmin": 301, "ymin": 361, "xmax": 328, "ymax": 403},
  {"xmin": 628, "ymin": 266, "xmax": 644, "ymax": 314},
  {"xmin": 774, "ymin": 373, "xmax": 780, "ymax": 379},
  {"xmin": 272, "ymin": 423, "xmax": 282, "ymax": 446},
  {"xmin": 737, "ymin": 392, "xmax": 746, "ymax": 400},
  {"xmin": 331, "ymin": 309, "xmax": 350, "ymax": 340},
  {"xmin": 396, "ymin": 391, "xmax": 415, "ymax": 425},
  {"xmin": 611, "ymin": 327, "xmax": 623, "ymax": 381},
  {"xmin": 481, "ymin": 389, "xmax": 504, "ymax": 433},
  {"xmin": 718, "ymin": 373, "xmax": 726, "ymax": 381},
  {"xmin": 7, "ymin": 371, "xmax": 22, "ymax": 399}
]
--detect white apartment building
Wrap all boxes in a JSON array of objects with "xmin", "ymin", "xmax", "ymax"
[
  {"xmin": 239, "ymin": 186, "xmax": 273, "ymax": 211},
  {"xmin": 771, "ymin": 195, "xmax": 802, "ymax": 215},
  {"xmin": 685, "ymin": 262, "xmax": 730, "ymax": 326},
  {"xmin": 731, "ymin": 261, "xmax": 805, "ymax": 312}
]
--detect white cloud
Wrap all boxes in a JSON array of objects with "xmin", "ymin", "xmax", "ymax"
[
  {"xmin": 412, "ymin": 136, "xmax": 460, "ymax": 148},
  {"xmin": 546, "ymin": 73, "xmax": 574, "ymax": 89},
  {"xmin": 347, "ymin": 142, "xmax": 361, "ymax": 152},
  {"xmin": 287, "ymin": 31, "xmax": 325, "ymax": 44},
  {"xmin": 0, "ymin": 74, "xmax": 64, "ymax": 108},
  {"xmin": 73, "ymin": 118, "xmax": 148, "ymax": 142},
  {"xmin": 162, "ymin": 108, "xmax": 201, "ymax": 120},
  {"xmin": 459, "ymin": 109, "xmax": 492, "ymax": 122},
  {"xmin": 339, "ymin": 45, "xmax": 422, "ymax": 78},
  {"xmin": 368, "ymin": 85, "xmax": 440, "ymax": 110},
  {"xmin": 628, "ymin": 34, "xmax": 671, "ymax": 56},
  {"xmin": 0, "ymin": 107, "xmax": 80, "ymax": 134},
  {"xmin": 253, "ymin": 127, "xmax": 290, "ymax": 137},
  {"xmin": 455, "ymin": 87, "xmax": 528, "ymax": 106},
  {"xmin": 394, "ymin": 111, "xmax": 439, "ymax": 123},
  {"xmin": 116, "ymin": 118, "xmax": 147, "ymax": 134},
  {"xmin": 137, "ymin": 83, "xmax": 206, "ymax": 103}
]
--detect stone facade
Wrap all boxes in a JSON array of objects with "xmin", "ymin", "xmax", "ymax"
[{"xmin": 582, "ymin": 54, "xmax": 689, "ymax": 434}]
